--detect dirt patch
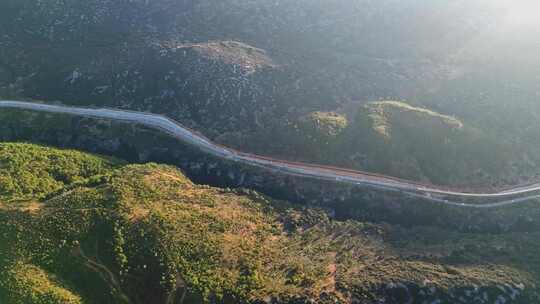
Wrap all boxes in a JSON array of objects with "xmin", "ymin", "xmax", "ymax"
[{"xmin": 323, "ymin": 252, "xmax": 337, "ymax": 293}]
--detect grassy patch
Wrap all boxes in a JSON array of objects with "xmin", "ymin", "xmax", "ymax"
[
  {"xmin": 297, "ymin": 111, "xmax": 348, "ymax": 140},
  {"xmin": 0, "ymin": 262, "xmax": 83, "ymax": 304},
  {"xmin": 0, "ymin": 142, "xmax": 121, "ymax": 201},
  {"xmin": 365, "ymin": 101, "xmax": 463, "ymax": 139}
]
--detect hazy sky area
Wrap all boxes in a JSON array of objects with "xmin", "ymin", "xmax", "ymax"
[{"xmin": 498, "ymin": 0, "xmax": 540, "ymax": 28}]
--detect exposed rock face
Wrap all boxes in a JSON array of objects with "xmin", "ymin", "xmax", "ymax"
[
  {"xmin": 2, "ymin": 109, "xmax": 540, "ymax": 234},
  {"xmin": 178, "ymin": 41, "xmax": 276, "ymax": 72}
]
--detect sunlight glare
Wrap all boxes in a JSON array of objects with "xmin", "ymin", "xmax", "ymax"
[{"xmin": 504, "ymin": 0, "xmax": 540, "ymax": 27}]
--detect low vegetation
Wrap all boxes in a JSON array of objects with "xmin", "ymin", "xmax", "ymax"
[
  {"xmin": 296, "ymin": 111, "xmax": 348, "ymax": 141},
  {"xmin": 0, "ymin": 262, "xmax": 82, "ymax": 304},
  {"xmin": 0, "ymin": 142, "xmax": 120, "ymax": 201},
  {"xmin": 0, "ymin": 143, "xmax": 539, "ymax": 303},
  {"xmin": 3, "ymin": 0, "xmax": 540, "ymax": 191},
  {"xmin": 364, "ymin": 101, "xmax": 463, "ymax": 139},
  {"xmin": 277, "ymin": 100, "xmax": 524, "ymax": 187},
  {"xmin": 347, "ymin": 100, "xmax": 509, "ymax": 185}
]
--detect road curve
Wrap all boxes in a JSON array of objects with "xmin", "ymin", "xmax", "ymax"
[{"xmin": 2, "ymin": 99, "xmax": 540, "ymax": 209}]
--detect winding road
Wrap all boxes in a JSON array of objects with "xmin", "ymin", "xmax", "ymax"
[{"xmin": 2, "ymin": 99, "xmax": 540, "ymax": 208}]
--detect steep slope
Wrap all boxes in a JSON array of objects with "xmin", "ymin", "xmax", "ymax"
[
  {"xmin": 2, "ymin": 0, "xmax": 540, "ymax": 188},
  {"xmin": 345, "ymin": 101, "xmax": 513, "ymax": 185},
  {"xmin": 0, "ymin": 143, "xmax": 120, "ymax": 201},
  {"xmin": 286, "ymin": 101, "xmax": 527, "ymax": 187},
  {"xmin": 0, "ymin": 143, "xmax": 539, "ymax": 303}
]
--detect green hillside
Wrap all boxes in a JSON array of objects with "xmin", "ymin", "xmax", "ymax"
[
  {"xmin": 282, "ymin": 101, "xmax": 527, "ymax": 187},
  {"xmin": 0, "ymin": 143, "xmax": 539, "ymax": 303},
  {"xmin": 346, "ymin": 101, "xmax": 513, "ymax": 185},
  {"xmin": 0, "ymin": 143, "xmax": 120, "ymax": 201}
]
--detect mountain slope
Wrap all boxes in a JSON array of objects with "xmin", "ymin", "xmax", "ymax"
[
  {"xmin": 0, "ymin": 143, "xmax": 539, "ymax": 303},
  {"xmin": 2, "ymin": 0, "xmax": 540, "ymax": 187},
  {"xmin": 285, "ymin": 101, "xmax": 525, "ymax": 187}
]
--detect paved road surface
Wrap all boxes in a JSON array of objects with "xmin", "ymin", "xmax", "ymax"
[{"xmin": 2, "ymin": 100, "xmax": 540, "ymax": 209}]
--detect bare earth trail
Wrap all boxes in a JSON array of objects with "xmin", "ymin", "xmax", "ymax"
[{"xmin": 2, "ymin": 100, "xmax": 540, "ymax": 208}]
